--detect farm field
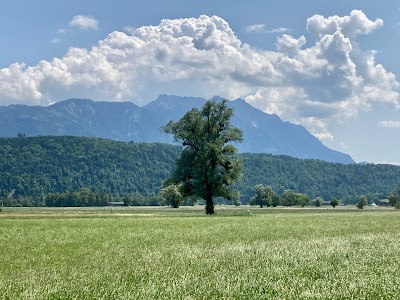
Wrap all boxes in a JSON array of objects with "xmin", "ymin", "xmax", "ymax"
[{"xmin": 0, "ymin": 206, "xmax": 399, "ymax": 299}]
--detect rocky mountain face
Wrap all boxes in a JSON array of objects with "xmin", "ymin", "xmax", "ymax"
[{"xmin": 0, "ymin": 95, "xmax": 354, "ymax": 163}]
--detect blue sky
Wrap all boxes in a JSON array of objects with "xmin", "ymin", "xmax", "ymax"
[{"xmin": 1, "ymin": 0, "xmax": 399, "ymax": 164}]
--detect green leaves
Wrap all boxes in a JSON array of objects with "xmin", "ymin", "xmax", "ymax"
[
  {"xmin": 162, "ymin": 99, "xmax": 243, "ymax": 213},
  {"xmin": 357, "ymin": 195, "xmax": 368, "ymax": 209},
  {"xmin": 388, "ymin": 188, "xmax": 400, "ymax": 209},
  {"xmin": 160, "ymin": 184, "xmax": 182, "ymax": 208},
  {"xmin": 250, "ymin": 184, "xmax": 277, "ymax": 208},
  {"xmin": 0, "ymin": 136, "xmax": 181, "ymax": 199},
  {"xmin": 330, "ymin": 198, "xmax": 339, "ymax": 208}
]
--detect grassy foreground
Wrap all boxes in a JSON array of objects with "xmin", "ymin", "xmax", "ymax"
[{"xmin": 0, "ymin": 207, "xmax": 399, "ymax": 299}]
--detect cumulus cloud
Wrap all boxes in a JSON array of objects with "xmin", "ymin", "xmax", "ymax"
[
  {"xmin": 378, "ymin": 121, "xmax": 400, "ymax": 128},
  {"xmin": 0, "ymin": 11, "xmax": 398, "ymax": 141},
  {"xmin": 246, "ymin": 24, "xmax": 291, "ymax": 34},
  {"xmin": 306, "ymin": 9, "xmax": 383, "ymax": 38},
  {"xmin": 69, "ymin": 15, "xmax": 99, "ymax": 30}
]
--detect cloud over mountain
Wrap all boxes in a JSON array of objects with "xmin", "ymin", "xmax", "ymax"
[{"xmin": 0, "ymin": 11, "xmax": 398, "ymax": 140}]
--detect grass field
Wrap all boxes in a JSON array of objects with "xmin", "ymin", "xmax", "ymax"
[{"xmin": 1, "ymin": 206, "xmax": 399, "ymax": 299}]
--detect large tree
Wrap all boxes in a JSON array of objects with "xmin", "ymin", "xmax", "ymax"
[{"xmin": 162, "ymin": 99, "xmax": 243, "ymax": 214}]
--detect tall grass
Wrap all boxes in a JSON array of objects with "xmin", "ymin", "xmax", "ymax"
[{"xmin": 0, "ymin": 208, "xmax": 399, "ymax": 299}]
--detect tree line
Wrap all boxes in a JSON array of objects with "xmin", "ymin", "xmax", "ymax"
[
  {"xmin": 2, "ymin": 184, "xmax": 399, "ymax": 209},
  {"xmin": 1, "ymin": 135, "xmax": 400, "ymax": 205}
]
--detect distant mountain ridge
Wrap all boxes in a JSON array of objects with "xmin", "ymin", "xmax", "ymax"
[{"xmin": 0, "ymin": 95, "xmax": 354, "ymax": 163}]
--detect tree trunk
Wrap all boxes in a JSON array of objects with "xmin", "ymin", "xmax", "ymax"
[
  {"xmin": 205, "ymin": 194, "xmax": 214, "ymax": 215},
  {"xmin": 0, "ymin": 199, "xmax": 3, "ymax": 212}
]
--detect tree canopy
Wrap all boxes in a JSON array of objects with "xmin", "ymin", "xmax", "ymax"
[
  {"xmin": 162, "ymin": 99, "xmax": 243, "ymax": 214},
  {"xmin": 330, "ymin": 198, "xmax": 339, "ymax": 208},
  {"xmin": 357, "ymin": 195, "xmax": 367, "ymax": 209},
  {"xmin": 250, "ymin": 184, "xmax": 277, "ymax": 208},
  {"xmin": 388, "ymin": 187, "xmax": 400, "ymax": 209},
  {"xmin": 159, "ymin": 184, "xmax": 182, "ymax": 208}
]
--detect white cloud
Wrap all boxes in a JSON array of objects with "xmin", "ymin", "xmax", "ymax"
[
  {"xmin": 306, "ymin": 9, "xmax": 383, "ymax": 38},
  {"xmin": 275, "ymin": 34, "xmax": 306, "ymax": 56},
  {"xmin": 52, "ymin": 28, "xmax": 67, "ymax": 44},
  {"xmin": 245, "ymin": 24, "xmax": 265, "ymax": 33},
  {"xmin": 378, "ymin": 121, "xmax": 400, "ymax": 128},
  {"xmin": 69, "ymin": 15, "xmax": 99, "ymax": 30},
  {"xmin": 0, "ymin": 12, "xmax": 398, "ymax": 141},
  {"xmin": 51, "ymin": 38, "xmax": 61, "ymax": 44},
  {"xmin": 271, "ymin": 27, "xmax": 291, "ymax": 33},
  {"xmin": 246, "ymin": 24, "xmax": 291, "ymax": 34},
  {"xmin": 123, "ymin": 26, "xmax": 137, "ymax": 34}
]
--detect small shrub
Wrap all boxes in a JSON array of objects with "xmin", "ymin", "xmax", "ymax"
[
  {"xmin": 233, "ymin": 199, "xmax": 241, "ymax": 206},
  {"xmin": 314, "ymin": 197, "xmax": 322, "ymax": 207},
  {"xmin": 357, "ymin": 195, "xmax": 367, "ymax": 209},
  {"xmin": 330, "ymin": 198, "xmax": 339, "ymax": 208}
]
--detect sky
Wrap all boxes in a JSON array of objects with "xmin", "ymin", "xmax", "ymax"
[{"xmin": 0, "ymin": 0, "xmax": 399, "ymax": 164}]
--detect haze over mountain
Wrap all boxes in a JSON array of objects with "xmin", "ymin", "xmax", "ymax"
[{"xmin": 0, "ymin": 95, "xmax": 354, "ymax": 163}]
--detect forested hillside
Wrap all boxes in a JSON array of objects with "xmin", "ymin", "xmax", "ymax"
[
  {"xmin": 0, "ymin": 136, "xmax": 399, "ymax": 204},
  {"xmin": 0, "ymin": 136, "xmax": 180, "ymax": 197},
  {"xmin": 238, "ymin": 154, "xmax": 400, "ymax": 203}
]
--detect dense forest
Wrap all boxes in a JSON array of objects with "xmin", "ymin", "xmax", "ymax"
[
  {"xmin": 0, "ymin": 136, "xmax": 399, "ymax": 205},
  {"xmin": 238, "ymin": 154, "xmax": 400, "ymax": 203}
]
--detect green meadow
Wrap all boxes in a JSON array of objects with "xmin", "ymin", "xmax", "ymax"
[{"xmin": 1, "ymin": 207, "xmax": 399, "ymax": 299}]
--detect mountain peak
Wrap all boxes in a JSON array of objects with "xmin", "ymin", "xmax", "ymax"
[
  {"xmin": 51, "ymin": 98, "xmax": 92, "ymax": 106},
  {"xmin": 145, "ymin": 94, "xmax": 205, "ymax": 111}
]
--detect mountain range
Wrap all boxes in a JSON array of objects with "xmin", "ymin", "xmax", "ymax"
[{"xmin": 0, "ymin": 95, "xmax": 354, "ymax": 163}]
